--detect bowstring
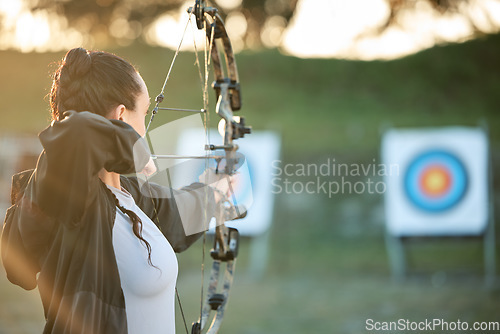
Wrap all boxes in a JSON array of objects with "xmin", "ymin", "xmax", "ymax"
[
  {"xmin": 145, "ymin": 16, "xmax": 192, "ymax": 134},
  {"xmin": 193, "ymin": 16, "xmax": 208, "ymax": 328},
  {"xmin": 192, "ymin": 12, "xmax": 217, "ymax": 329},
  {"xmin": 143, "ymin": 12, "xmax": 193, "ymax": 232}
]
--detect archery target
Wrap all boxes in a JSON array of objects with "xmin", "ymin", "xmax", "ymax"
[
  {"xmin": 404, "ymin": 150, "xmax": 468, "ymax": 213},
  {"xmin": 382, "ymin": 127, "xmax": 489, "ymax": 236}
]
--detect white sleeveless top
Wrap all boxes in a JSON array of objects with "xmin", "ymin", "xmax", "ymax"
[{"xmin": 108, "ymin": 185, "xmax": 178, "ymax": 334}]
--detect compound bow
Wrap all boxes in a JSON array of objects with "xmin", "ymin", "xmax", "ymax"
[{"xmin": 143, "ymin": 1, "xmax": 251, "ymax": 333}]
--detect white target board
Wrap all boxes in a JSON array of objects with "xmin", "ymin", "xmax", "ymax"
[{"xmin": 382, "ymin": 127, "xmax": 489, "ymax": 236}]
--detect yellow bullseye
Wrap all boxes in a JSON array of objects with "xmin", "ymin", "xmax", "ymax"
[{"xmin": 420, "ymin": 166, "xmax": 451, "ymax": 197}]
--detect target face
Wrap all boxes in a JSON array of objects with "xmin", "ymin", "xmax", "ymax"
[{"xmin": 404, "ymin": 150, "xmax": 468, "ymax": 212}]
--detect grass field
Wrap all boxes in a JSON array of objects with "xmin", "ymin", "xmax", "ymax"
[{"xmin": 0, "ymin": 33, "xmax": 500, "ymax": 333}]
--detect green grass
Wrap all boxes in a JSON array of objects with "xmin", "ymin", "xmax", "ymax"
[{"xmin": 1, "ymin": 34, "xmax": 500, "ymax": 333}]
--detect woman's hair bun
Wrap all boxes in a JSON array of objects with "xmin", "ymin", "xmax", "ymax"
[
  {"xmin": 62, "ymin": 47, "xmax": 92, "ymax": 79},
  {"xmin": 50, "ymin": 47, "xmax": 140, "ymax": 121}
]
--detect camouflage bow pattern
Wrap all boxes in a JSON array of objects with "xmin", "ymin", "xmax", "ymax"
[{"xmin": 144, "ymin": 1, "xmax": 251, "ymax": 333}]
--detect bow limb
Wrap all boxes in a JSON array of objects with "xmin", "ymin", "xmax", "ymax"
[{"xmin": 206, "ymin": 12, "xmax": 241, "ymax": 112}]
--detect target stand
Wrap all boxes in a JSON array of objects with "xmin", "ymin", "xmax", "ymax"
[{"xmin": 381, "ymin": 126, "xmax": 495, "ymax": 286}]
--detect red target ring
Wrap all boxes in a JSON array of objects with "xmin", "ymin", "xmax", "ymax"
[{"xmin": 404, "ymin": 150, "xmax": 468, "ymax": 212}]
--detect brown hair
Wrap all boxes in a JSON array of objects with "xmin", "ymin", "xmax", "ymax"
[{"xmin": 50, "ymin": 47, "xmax": 142, "ymax": 121}]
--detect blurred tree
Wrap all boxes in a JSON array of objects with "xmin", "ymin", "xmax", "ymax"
[
  {"xmin": 380, "ymin": 0, "xmax": 497, "ymax": 35},
  {"xmin": 12, "ymin": 0, "xmax": 499, "ymax": 48},
  {"xmin": 24, "ymin": 0, "xmax": 297, "ymax": 47}
]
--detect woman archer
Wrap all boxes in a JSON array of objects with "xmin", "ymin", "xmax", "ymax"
[{"xmin": 1, "ymin": 47, "xmax": 228, "ymax": 334}]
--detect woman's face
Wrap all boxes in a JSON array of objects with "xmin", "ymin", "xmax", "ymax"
[{"xmin": 120, "ymin": 73, "xmax": 150, "ymax": 137}]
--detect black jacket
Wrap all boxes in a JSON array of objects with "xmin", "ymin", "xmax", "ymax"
[{"xmin": 1, "ymin": 111, "xmax": 214, "ymax": 333}]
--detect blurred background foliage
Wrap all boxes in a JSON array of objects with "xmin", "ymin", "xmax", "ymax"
[
  {"xmin": 0, "ymin": 1, "xmax": 500, "ymax": 334},
  {"xmin": 10, "ymin": 0, "xmax": 497, "ymax": 48}
]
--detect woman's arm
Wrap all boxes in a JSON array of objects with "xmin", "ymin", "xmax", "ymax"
[
  {"xmin": 121, "ymin": 177, "xmax": 217, "ymax": 252},
  {"xmin": 35, "ymin": 111, "xmax": 150, "ymax": 225},
  {"xmin": 2, "ymin": 111, "xmax": 150, "ymax": 288}
]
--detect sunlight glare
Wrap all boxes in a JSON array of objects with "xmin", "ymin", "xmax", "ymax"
[
  {"xmin": 282, "ymin": 0, "xmax": 500, "ymax": 60},
  {"xmin": 225, "ymin": 11, "xmax": 247, "ymax": 51},
  {"xmin": 483, "ymin": 0, "xmax": 500, "ymax": 26},
  {"xmin": 261, "ymin": 16, "xmax": 287, "ymax": 48},
  {"xmin": 282, "ymin": 0, "xmax": 390, "ymax": 58},
  {"xmin": 15, "ymin": 12, "xmax": 50, "ymax": 53},
  {"xmin": 146, "ymin": 1, "xmax": 206, "ymax": 51},
  {"xmin": 226, "ymin": 12, "xmax": 247, "ymax": 39},
  {"xmin": 110, "ymin": 18, "xmax": 141, "ymax": 46},
  {"xmin": 215, "ymin": 0, "xmax": 243, "ymax": 11},
  {"xmin": 0, "ymin": 0, "xmax": 22, "ymax": 21},
  {"xmin": 0, "ymin": 0, "xmax": 84, "ymax": 52},
  {"xmin": 466, "ymin": 0, "xmax": 500, "ymax": 32}
]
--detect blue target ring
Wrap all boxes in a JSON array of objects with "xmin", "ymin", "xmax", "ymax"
[{"xmin": 404, "ymin": 150, "xmax": 468, "ymax": 212}]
